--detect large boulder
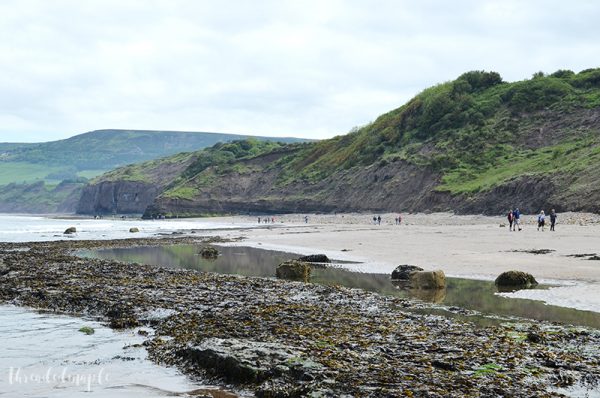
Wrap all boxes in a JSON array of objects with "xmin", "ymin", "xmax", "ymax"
[
  {"xmin": 199, "ymin": 246, "xmax": 219, "ymax": 259},
  {"xmin": 179, "ymin": 338, "xmax": 320, "ymax": 384},
  {"xmin": 276, "ymin": 260, "xmax": 311, "ymax": 282},
  {"xmin": 391, "ymin": 265, "xmax": 424, "ymax": 280},
  {"xmin": 63, "ymin": 227, "xmax": 77, "ymax": 234},
  {"xmin": 298, "ymin": 254, "xmax": 331, "ymax": 264},
  {"xmin": 495, "ymin": 271, "xmax": 538, "ymax": 289},
  {"xmin": 410, "ymin": 270, "xmax": 446, "ymax": 289}
]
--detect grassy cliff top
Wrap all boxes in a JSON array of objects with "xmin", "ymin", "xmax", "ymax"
[{"xmin": 273, "ymin": 69, "xmax": 600, "ymax": 193}]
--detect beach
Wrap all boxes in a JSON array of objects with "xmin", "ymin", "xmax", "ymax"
[
  {"xmin": 2, "ymin": 237, "xmax": 600, "ymax": 397},
  {"xmin": 206, "ymin": 212, "xmax": 600, "ymax": 313},
  {"xmin": 2, "ymin": 214, "xmax": 600, "ymax": 396},
  {"xmin": 214, "ymin": 212, "xmax": 600, "ymax": 281}
]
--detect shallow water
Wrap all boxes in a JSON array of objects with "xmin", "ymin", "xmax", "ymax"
[
  {"xmin": 82, "ymin": 244, "xmax": 600, "ymax": 329},
  {"xmin": 0, "ymin": 305, "xmax": 234, "ymax": 397}
]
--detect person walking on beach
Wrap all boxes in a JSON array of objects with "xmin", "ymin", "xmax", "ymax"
[
  {"xmin": 377, "ymin": 215, "xmax": 381, "ymax": 225},
  {"xmin": 537, "ymin": 210, "xmax": 546, "ymax": 231},
  {"xmin": 550, "ymin": 209, "xmax": 557, "ymax": 231},
  {"xmin": 512, "ymin": 208, "xmax": 522, "ymax": 231},
  {"xmin": 507, "ymin": 209, "xmax": 514, "ymax": 231}
]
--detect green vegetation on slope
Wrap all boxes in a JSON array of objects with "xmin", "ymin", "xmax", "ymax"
[
  {"xmin": 273, "ymin": 68, "xmax": 600, "ymax": 193},
  {"xmin": 0, "ymin": 129, "xmax": 309, "ymax": 185},
  {"xmin": 0, "ymin": 129, "xmax": 309, "ymax": 213},
  {"xmin": 161, "ymin": 139, "xmax": 293, "ymax": 200},
  {"xmin": 0, "ymin": 180, "xmax": 86, "ymax": 213}
]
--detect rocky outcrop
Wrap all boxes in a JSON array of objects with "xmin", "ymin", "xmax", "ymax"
[
  {"xmin": 276, "ymin": 260, "xmax": 311, "ymax": 282},
  {"xmin": 391, "ymin": 266, "xmax": 446, "ymax": 290},
  {"xmin": 495, "ymin": 270, "xmax": 538, "ymax": 289},
  {"xmin": 391, "ymin": 265, "xmax": 424, "ymax": 280},
  {"xmin": 143, "ymin": 158, "xmax": 452, "ymax": 217},
  {"xmin": 298, "ymin": 254, "xmax": 331, "ymax": 264},
  {"xmin": 179, "ymin": 338, "xmax": 316, "ymax": 384},
  {"xmin": 77, "ymin": 181, "xmax": 159, "ymax": 215},
  {"xmin": 410, "ymin": 270, "xmax": 446, "ymax": 289},
  {"xmin": 199, "ymin": 246, "xmax": 219, "ymax": 259}
]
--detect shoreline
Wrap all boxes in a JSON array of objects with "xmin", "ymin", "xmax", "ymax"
[
  {"xmin": 194, "ymin": 212, "xmax": 600, "ymax": 314},
  {"xmin": 3, "ymin": 211, "xmax": 600, "ymax": 313},
  {"xmin": 1, "ymin": 237, "xmax": 600, "ymax": 396}
]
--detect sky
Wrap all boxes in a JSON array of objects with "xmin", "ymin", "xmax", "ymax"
[{"xmin": 1, "ymin": 1, "xmax": 600, "ymax": 143}]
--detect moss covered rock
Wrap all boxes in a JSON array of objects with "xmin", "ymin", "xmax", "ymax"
[
  {"xmin": 410, "ymin": 270, "xmax": 446, "ymax": 289},
  {"xmin": 276, "ymin": 260, "xmax": 311, "ymax": 282},
  {"xmin": 199, "ymin": 246, "xmax": 219, "ymax": 259},
  {"xmin": 495, "ymin": 270, "xmax": 538, "ymax": 288}
]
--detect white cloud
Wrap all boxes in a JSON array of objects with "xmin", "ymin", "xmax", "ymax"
[{"xmin": 0, "ymin": 0, "xmax": 599, "ymax": 142}]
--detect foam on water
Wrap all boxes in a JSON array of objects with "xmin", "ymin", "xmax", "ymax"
[{"xmin": 0, "ymin": 214, "xmax": 250, "ymax": 242}]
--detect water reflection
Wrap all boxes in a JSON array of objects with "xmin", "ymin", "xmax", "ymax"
[{"xmin": 80, "ymin": 245, "xmax": 600, "ymax": 329}]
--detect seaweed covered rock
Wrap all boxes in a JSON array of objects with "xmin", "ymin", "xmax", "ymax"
[
  {"xmin": 179, "ymin": 338, "xmax": 317, "ymax": 384},
  {"xmin": 495, "ymin": 270, "xmax": 538, "ymax": 288},
  {"xmin": 276, "ymin": 260, "xmax": 311, "ymax": 282},
  {"xmin": 410, "ymin": 270, "xmax": 446, "ymax": 289},
  {"xmin": 199, "ymin": 246, "xmax": 219, "ymax": 259},
  {"xmin": 106, "ymin": 304, "xmax": 139, "ymax": 329},
  {"xmin": 298, "ymin": 254, "xmax": 330, "ymax": 264},
  {"xmin": 391, "ymin": 264, "xmax": 424, "ymax": 280},
  {"xmin": 129, "ymin": 227, "xmax": 140, "ymax": 233},
  {"xmin": 64, "ymin": 227, "xmax": 77, "ymax": 234},
  {"xmin": 0, "ymin": 259, "xmax": 8, "ymax": 276}
]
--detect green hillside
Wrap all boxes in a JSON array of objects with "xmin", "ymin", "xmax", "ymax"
[
  {"xmin": 274, "ymin": 69, "xmax": 600, "ymax": 192},
  {"xmin": 0, "ymin": 129, "xmax": 309, "ymax": 213},
  {"xmin": 82, "ymin": 68, "xmax": 600, "ymax": 216},
  {"xmin": 0, "ymin": 129, "xmax": 309, "ymax": 184}
]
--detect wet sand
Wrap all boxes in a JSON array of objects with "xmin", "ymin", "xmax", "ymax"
[{"xmin": 210, "ymin": 212, "xmax": 600, "ymax": 281}]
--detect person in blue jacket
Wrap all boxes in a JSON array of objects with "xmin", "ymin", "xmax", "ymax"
[{"xmin": 512, "ymin": 208, "xmax": 522, "ymax": 231}]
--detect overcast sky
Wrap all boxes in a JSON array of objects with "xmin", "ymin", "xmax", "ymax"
[{"xmin": 1, "ymin": 1, "xmax": 599, "ymax": 142}]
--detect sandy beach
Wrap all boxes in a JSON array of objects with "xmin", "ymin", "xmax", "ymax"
[{"xmin": 206, "ymin": 212, "xmax": 600, "ymax": 313}]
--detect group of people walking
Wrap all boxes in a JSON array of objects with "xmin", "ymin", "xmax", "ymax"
[
  {"xmin": 372, "ymin": 215, "xmax": 402, "ymax": 225},
  {"xmin": 507, "ymin": 208, "xmax": 557, "ymax": 232}
]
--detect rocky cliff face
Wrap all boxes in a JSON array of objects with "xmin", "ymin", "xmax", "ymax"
[
  {"xmin": 140, "ymin": 165, "xmax": 599, "ymax": 217},
  {"xmin": 142, "ymin": 156, "xmax": 455, "ymax": 217},
  {"xmin": 78, "ymin": 70, "xmax": 600, "ymax": 217},
  {"xmin": 77, "ymin": 181, "xmax": 159, "ymax": 215}
]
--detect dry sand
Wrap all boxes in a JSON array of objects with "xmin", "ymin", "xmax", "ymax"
[{"xmin": 208, "ymin": 212, "xmax": 600, "ymax": 313}]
